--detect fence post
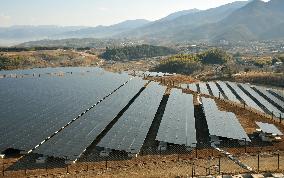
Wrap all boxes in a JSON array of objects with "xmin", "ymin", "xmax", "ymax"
[
  {"xmin": 278, "ymin": 152, "xmax": 280, "ymax": 170},
  {"xmin": 191, "ymin": 160, "xmax": 194, "ymax": 178},
  {"xmin": 218, "ymin": 157, "xmax": 221, "ymax": 174},
  {"xmin": 257, "ymin": 152, "xmax": 260, "ymax": 172},
  {"xmin": 2, "ymin": 162, "xmax": 4, "ymax": 177},
  {"xmin": 105, "ymin": 157, "xmax": 108, "ymax": 170}
]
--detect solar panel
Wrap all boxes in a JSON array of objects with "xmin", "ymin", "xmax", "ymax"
[
  {"xmin": 226, "ymin": 82, "xmax": 263, "ymax": 113},
  {"xmin": 256, "ymin": 122, "xmax": 283, "ymax": 136},
  {"xmin": 0, "ymin": 67, "xmax": 103, "ymax": 76},
  {"xmin": 216, "ymin": 81, "xmax": 240, "ymax": 103},
  {"xmin": 239, "ymin": 83, "xmax": 283, "ymax": 118},
  {"xmin": 202, "ymin": 97, "xmax": 250, "ymax": 141},
  {"xmin": 0, "ymin": 69, "xmax": 131, "ymax": 152},
  {"xmin": 198, "ymin": 82, "xmax": 210, "ymax": 95},
  {"xmin": 97, "ymin": 82, "xmax": 166, "ymax": 154},
  {"xmin": 269, "ymin": 89, "xmax": 284, "ymax": 102},
  {"xmin": 253, "ymin": 86, "xmax": 284, "ymax": 112},
  {"xmin": 156, "ymin": 89, "xmax": 196, "ymax": 147},
  {"xmin": 207, "ymin": 82, "xmax": 223, "ymax": 99},
  {"xmin": 33, "ymin": 77, "xmax": 147, "ymax": 160},
  {"xmin": 144, "ymin": 71, "xmax": 165, "ymax": 77},
  {"xmin": 180, "ymin": 83, "xmax": 198, "ymax": 92}
]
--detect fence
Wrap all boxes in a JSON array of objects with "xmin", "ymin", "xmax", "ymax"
[{"xmin": 1, "ymin": 146, "xmax": 284, "ymax": 178}]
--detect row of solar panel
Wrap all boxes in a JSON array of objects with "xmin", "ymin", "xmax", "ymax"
[
  {"xmin": 202, "ymin": 97, "xmax": 250, "ymax": 141},
  {"xmin": 0, "ymin": 68, "xmax": 169, "ymax": 161},
  {"xmin": 181, "ymin": 82, "xmax": 284, "ymax": 118},
  {"xmin": 0, "ymin": 69, "xmax": 132, "ymax": 154},
  {"xmin": 97, "ymin": 82, "xmax": 166, "ymax": 154},
  {"xmin": 156, "ymin": 89, "xmax": 196, "ymax": 147},
  {"xmin": 34, "ymin": 77, "xmax": 148, "ymax": 160}
]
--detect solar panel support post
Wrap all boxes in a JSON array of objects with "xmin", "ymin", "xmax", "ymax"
[
  {"xmin": 45, "ymin": 161, "xmax": 48, "ymax": 172},
  {"xmin": 280, "ymin": 114, "xmax": 282, "ymax": 123},
  {"xmin": 243, "ymin": 138, "xmax": 247, "ymax": 153},
  {"xmin": 272, "ymin": 111, "xmax": 274, "ymax": 120},
  {"xmin": 64, "ymin": 156, "xmax": 69, "ymax": 174},
  {"xmin": 105, "ymin": 157, "xmax": 108, "ymax": 170},
  {"xmin": 219, "ymin": 92, "xmax": 221, "ymax": 99}
]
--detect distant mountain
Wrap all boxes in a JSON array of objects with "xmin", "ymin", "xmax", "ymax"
[
  {"xmin": 0, "ymin": 26, "xmax": 86, "ymax": 46},
  {"xmin": 4, "ymin": 0, "xmax": 284, "ymax": 46},
  {"xmin": 118, "ymin": 1, "xmax": 248, "ymax": 39},
  {"xmin": 179, "ymin": 0, "xmax": 284, "ymax": 42},
  {"xmin": 158, "ymin": 9, "xmax": 200, "ymax": 22},
  {"xmin": 0, "ymin": 20, "xmax": 150, "ymax": 46},
  {"xmin": 56, "ymin": 19, "xmax": 151, "ymax": 39}
]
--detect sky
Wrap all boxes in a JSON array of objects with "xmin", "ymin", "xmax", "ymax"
[{"xmin": 0, "ymin": 0, "xmax": 265, "ymax": 27}]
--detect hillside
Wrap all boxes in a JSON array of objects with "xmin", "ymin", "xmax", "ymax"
[
  {"xmin": 158, "ymin": 9, "xmax": 200, "ymax": 22},
  {"xmin": 56, "ymin": 19, "xmax": 150, "ymax": 39},
  {"xmin": 16, "ymin": 38, "xmax": 142, "ymax": 48},
  {"xmin": 0, "ymin": 50, "xmax": 99, "ymax": 70},
  {"xmin": 100, "ymin": 44, "xmax": 177, "ymax": 61},
  {"xmin": 170, "ymin": 0, "xmax": 284, "ymax": 42},
  {"xmin": 153, "ymin": 49, "xmax": 232, "ymax": 75},
  {"xmin": 118, "ymin": 1, "xmax": 248, "ymax": 39},
  {"xmin": 2, "ymin": 0, "xmax": 284, "ymax": 45},
  {"xmin": 0, "ymin": 20, "xmax": 150, "ymax": 46}
]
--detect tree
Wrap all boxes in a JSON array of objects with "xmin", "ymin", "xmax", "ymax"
[
  {"xmin": 100, "ymin": 44, "xmax": 177, "ymax": 61},
  {"xmin": 198, "ymin": 48, "xmax": 231, "ymax": 65}
]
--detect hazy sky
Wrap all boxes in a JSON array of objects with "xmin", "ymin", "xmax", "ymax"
[{"xmin": 0, "ymin": 0, "xmax": 262, "ymax": 27}]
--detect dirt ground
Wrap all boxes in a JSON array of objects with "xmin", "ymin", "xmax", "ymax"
[{"xmin": 3, "ymin": 152, "xmax": 284, "ymax": 178}]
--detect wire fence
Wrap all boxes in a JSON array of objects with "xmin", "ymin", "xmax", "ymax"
[{"xmin": 1, "ymin": 146, "xmax": 284, "ymax": 178}]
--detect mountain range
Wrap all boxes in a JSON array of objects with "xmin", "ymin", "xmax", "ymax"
[{"xmin": 2, "ymin": 0, "xmax": 284, "ymax": 46}]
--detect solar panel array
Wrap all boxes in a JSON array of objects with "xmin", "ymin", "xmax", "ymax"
[
  {"xmin": 181, "ymin": 83, "xmax": 198, "ymax": 92},
  {"xmin": 144, "ymin": 71, "xmax": 172, "ymax": 77},
  {"xmin": 207, "ymin": 82, "xmax": 224, "ymax": 99},
  {"xmin": 34, "ymin": 78, "xmax": 147, "ymax": 160},
  {"xmin": 156, "ymin": 89, "xmax": 196, "ymax": 147},
  {"xmin": 239, "ymin": 83, "xmax": 283, "ymax": 118},
  {"xmin": 173, "ymin": 81, "xmax": 283, "ymax": 118},
  {"xmin": 198, "ymin": 83, "xmax": 210, "ymax": 95},
  {"xmin": 0, "ymin": 69, "xmax": 131, "ymax": 152},
  {"xmin": 0, "ymin": 67, "xmax": 103, "ymax": 77},
  {"xmin": 254, "ymin": 86, "xmax": 284, "ymax": 112},
  {"xmin": 226, "ymin": 82, "xmax": 264, "ymax": 112},
  {"xmin": 256, "ymin": 122, "xmax": 283, "ymax": 136},
  {"xmin": 216, "ymin": 81, "xmax": 240, "ymax": 103},
  {"xmin": 202, "ymin": 97, "xmax": 250, "ymax": 141},
  {"xmin": 271, "ymin": 89, "xmax": 284, "ymax": 100},
  {"xmin": 97, "ymin": 82, "xmax": 166, "ymax": 154}
]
